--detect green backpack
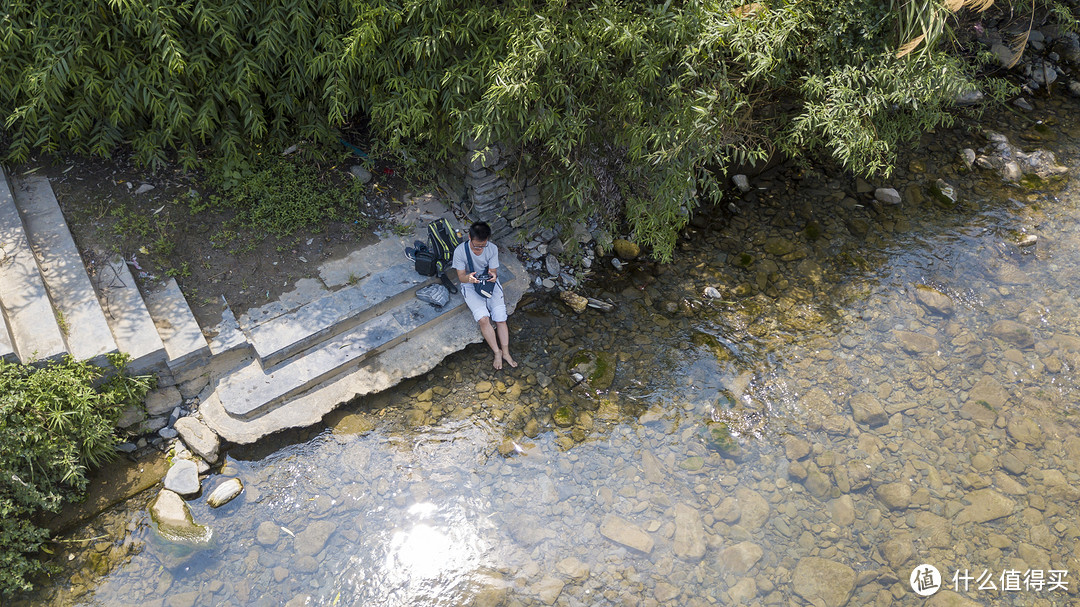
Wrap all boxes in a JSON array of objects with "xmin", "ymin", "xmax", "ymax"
[{"xmin": 427, "ymin": 218, "xmax": 462, "ymax": 269}]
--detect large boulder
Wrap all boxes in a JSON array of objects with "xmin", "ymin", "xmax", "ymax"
[{"xmin": 149, "ymin": 489, "xmax": 212, "ymax": 547}]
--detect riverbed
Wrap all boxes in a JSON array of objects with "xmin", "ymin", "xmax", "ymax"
[{"xmin": 17, "ymin": 96, "xmax": 1080, "ymax": 607}]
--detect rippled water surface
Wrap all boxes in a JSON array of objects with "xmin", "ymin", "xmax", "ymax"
[{"xmin": 21, "ymin": 98, "xmax": 1080, "ymax": 607}]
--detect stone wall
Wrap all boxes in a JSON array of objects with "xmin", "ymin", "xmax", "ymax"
[{"xmin": 441, "ymin": 141, "xmax": 540, "ymax": 242}]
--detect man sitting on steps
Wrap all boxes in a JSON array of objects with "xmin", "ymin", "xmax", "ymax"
[{"xmin": 452, "ymin": 221, "xmax": 516, "ymax": 370}]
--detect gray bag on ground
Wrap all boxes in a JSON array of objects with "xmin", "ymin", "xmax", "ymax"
[{"xmin": 416, "ymin": 284, "xmax": 450, "ymax": 307}]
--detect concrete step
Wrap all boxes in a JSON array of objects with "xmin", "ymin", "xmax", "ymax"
[
  {"xmin": 217, "ymin": 272, "xmax": 515, "ymax": 420},
  {"xmin": 0, "ymin": 167, "xmax": 66, "ymax": 363},
  {"xmin": 92, "ymin": 256, "xmax": 168, "ymax": 374},
  {"xmin": 243, "ymin": 261, "xmax": 437, "ymax": 367},
  {"xmin": 12, "ymin": 175, "xmax": 119, "ymax": 365},
  {"xmin": 0, "ymin": 313, "xmax": 15, "ymax": 364},
  {"xmin": 144, "ymin": 278, "xmax": 211, "ymax": 375},
  {"xmin": 200, "ymin": 260, "xmax": 527, "ymax": 444}
]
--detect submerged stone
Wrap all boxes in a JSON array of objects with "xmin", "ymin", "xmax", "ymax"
[
  {"xmin": 704, "ymin": 421, "xmax": 742, "ymax": 459},
  {"xmin": 567, "ymin": 349, "xmax": 616, "ymax": 390},
  {"xmin": 207, "ymin": 478, "xmax": 244, "ymax": 508},
  {"xmin": 552, "ymin": 405, "xmax": 575, "ymax": 427}
]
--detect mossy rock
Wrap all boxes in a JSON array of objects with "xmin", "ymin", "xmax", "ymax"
[
  {"xmin": 613, "ymin": 238, "xmax": 640, "ymax": 259},
  {"xmin": 703, "ymin": 421, "xmax": 742, "ymax": 459},
  {"xmin": 553, "ymin": 405, "xmax": 576, "ymax": 427},
  {"xmin": 691, "ymin": 331, "xmax": 735, "ymax": 363},
  {"xmin": 567, "ymin": 349, "xmax": 616, "ymax": 390}
]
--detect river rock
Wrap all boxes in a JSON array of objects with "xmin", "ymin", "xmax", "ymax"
[
  {"xmin": 350, "ymin": 165, "xmax": 372, "ymax": 183},
  {"xmin": 931, "ymin": 179, "xmax": 958, "ymax": 207},
  {"xmin": 555, "ymin": 556, "xmax": 590, "ymax": 580},
  {"xmin": 295, "ymin": 520, "xmax": 336, "ymax": 556},
  {"xmin": 956, "ymin": 489, "xmax": 1015, "ymax": 524},
  {"xmin": 928, "ymin": 590, "xmax": 982, "ymax": 607},
  {"xmin": 599, "ymin": 514, "xmax": 653, "ymax": 553},
  {"xmin": 735, "ymin": 487, "xmax": 770, "ymax": 530},
  {"xmin": 545, "ymin": 254, "xmax": 561, "ymax": 276},
  {"xmin": 967, "ymin": 375, "xmax": 1009, "ymax": 410},
  {"xmin": 849, "ymin": 393, "xmax": 888, "ymax": 427},
  {"xmin": 206, "ymin": 478, "xmax": 243, "ymax": 508},
  {"xmin": 764, "ymin": 237, "xmax": 795, "ymax": 256},
  {"xmin": 568, "ymin": 349, "xmax": 616, "ymax": 390},
  {"xmin": 792, "ymin": 557, "xmax": 856, "ymax": 607},
  {"xmin": 829, "ymin": 495, "xmax": 855, "ymax": 526},
  {"xmin": 559, "ymin": 291, "xmax": 588, "ymax": 313},
  {"xmin": 167, "ymin": 591, "xmax": 198, "ymax": 607},
  {"xmin": 673, "ymin": 503, "xmax": 706, "ymax": 560},
  {"xmin": 882, "ymin": 536, "xmax": 915, "ymax": 569},
  {"xmin": 612, "ymin": 239, "xmax": 640, "ymax": 259},
  {"xmin": 1006, "ymin": 417, "xmax": 1042, "ymax": 445},
  {"xmin": 894, "ymin": 330, "xmax": 938, "ymax": 354},
  {"xmin": 533, "ymin": 575, "xmax": 564, "ymax": 605},
  {"xmin": 915, "ymin": 285, "xmax": 954, "ymax": 316},
  {"xmin": 785, "ymin": 436, "xmax": 811, "ymax": 460},
  {"xmin": 163, "ymin": 459, "xmax": 200, "ymax": 496},
  {"xmin": 874, "ymin": 188, "xmax": 901, "ymax": 205},
  {"xmin": 146, "ymin": 386, "xmax": 183, "ymax": 416},
  {"xmin": 732, "ymin": 174, "xmax": 752, "ymax": 193},
  {"xmin": 875, "ymin": 482, "xmax": 911, "ymax": 511},
  {"xmin": 175, "ymin": 416, "xmax": 221, "ymax": 463},
  {"xmin": 989, "ymin": 319, "xmax": 1034, "ymax": 349},
  {"xmin": 654, "ymin": 582, "xmax": 680, "ymax": 602},
  {"xmin": 151, "ymin": 489, "xmax": 194, "ymax": 529},
  {"xmin": 257, "ymin": 521, "xmax": 280, "ymax": 546},
  {"xmin": 717, "ymin": 541, "xmax": 763, "ymax": 574},
  {"xmin": 728, "ymin": 578, "xmax": 757, "ymax": 603}
]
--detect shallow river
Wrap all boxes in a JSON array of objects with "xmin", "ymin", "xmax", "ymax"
[{"xmin": 19, "ymin": 97, "xmax": 1080, "ymax": 607}]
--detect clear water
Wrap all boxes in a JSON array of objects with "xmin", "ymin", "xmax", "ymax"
[{"xmin": 20, "ymin": 100, "xmax": 1080, "ymax": 607}]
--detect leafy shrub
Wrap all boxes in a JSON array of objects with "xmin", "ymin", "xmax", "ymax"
[
  {"xmin": 0, "ymin": 1, "xmax": 1072, "ymax": 259},
  {"xmin": 0, "ymin": 354, "xmax": 154, "ymax": 597}
]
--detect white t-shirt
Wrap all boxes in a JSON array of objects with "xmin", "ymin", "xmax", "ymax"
[{"xmin": 452, "ymin": 241, "xmax": 500, "ymax": 276}]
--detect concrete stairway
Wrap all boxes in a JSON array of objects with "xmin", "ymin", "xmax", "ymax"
[
  {"xmin": 0, "ymin": 166, "xmax": 205, "ymax": 376},
  {"xmin": 0, "ymin": 164, "xmax": 528, "ymax": 445}
]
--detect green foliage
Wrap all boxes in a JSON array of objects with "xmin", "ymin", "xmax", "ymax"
[
  {"xmin": 207, "ymin": 154, "xmax": 366, "ymax": 238},
  {"xmin": 1, "ymin": 0, "xmax": 1069, "ymax": 260},
  {"xmin": 0, "ymin": 354, "xmax": 154, "ymax": 596}
]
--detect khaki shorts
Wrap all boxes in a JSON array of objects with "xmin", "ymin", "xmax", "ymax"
[{"xmin": 462, "ymin": 281, "xmax": 507, "ymax": 323}]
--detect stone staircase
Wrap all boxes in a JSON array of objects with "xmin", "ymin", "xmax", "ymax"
[{"xmin": 0, "ymin": 165, "xmax": 527, "ymax": 445}]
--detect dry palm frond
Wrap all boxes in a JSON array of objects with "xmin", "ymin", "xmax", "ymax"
[
  {"xmin": 896, "ymin": 33, "xmax": 926, "ymax": 58},
  {"xmin": 1006, "ymin": 30, "xmax": 1029, "ymax": 68}
]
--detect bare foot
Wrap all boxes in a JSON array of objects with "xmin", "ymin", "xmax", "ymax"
[
  {"xmin": 493, "ymin": 352, "xmax": 503, "ymax": 370},
  {"xmin": 502, "ymin": 351, "xmax": 518, "ymax": 368}
]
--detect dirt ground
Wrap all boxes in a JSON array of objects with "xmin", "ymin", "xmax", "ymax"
[{"xmin": 19, "ymin": 152, "xmax": 420, "ymax": 328}]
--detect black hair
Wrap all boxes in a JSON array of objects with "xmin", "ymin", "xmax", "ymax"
[{"xmin": 469, "ymin": 221, "xmax": 492, "ymax": 241}]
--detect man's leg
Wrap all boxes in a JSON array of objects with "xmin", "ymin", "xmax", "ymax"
[
  {"xmin": 478, "ymin": 316, "xmax": 502, "ymax": 369},
  {"xmin": 496, "ymin": 321, "xmax": 516, "ymax": 367}
]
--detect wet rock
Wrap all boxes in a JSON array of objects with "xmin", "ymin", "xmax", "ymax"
[
  {"xmin": 1006, "ymin": 417, "xmax": 1043, "ymax": 446},
  {"xmin": 732, "ymin": 174, "xmax": 752, "ymax": 193},
  {"xmin": 599, "ymin": 514, "xmax": 654, "ymax": 553},
  {"xmin": 764, "ymin": 237, "xmax": 795, "ymax": 256},
  {"xmin": 875, "ymin": 483, "xmax": 911, "ymax": 511},
  {"xmin": 567, "ymin": 349, "xmax": 616, "ymax": 390},
  {"xmin": 956, "ymin": 489, "xmax": 1015, "ymax": 524},
  {"xmin": 915, "ymin": 285, "xmax": 954, "ymax": 316},
  {"xmin": 959, "ymin": 148, "xmax": 976, "ymax": 170},
  {"xmin": 874, "ymin": 188, "xmax": 902, "ymax": 205},
  {"xmin": 989, "ymin": 319, "xmax": 1034, "ymax": 349},
  {"xmin": 849, "ymin": 393, "xmax": 888, "ymax": 427},
  {"xmin": 804, "ymin": 463, "xmax": 833, "ymax": 498},
  {"xmin": 151, "ymin": 490, "xmax": 194, "ymax": 529},
  {"xmin": 175, "ymin": 416, "xmax": 221, "ymax": 463},
  {"xmin": 928, "ymin": 590, "xmax": 982, "ymax": 607},
  {"xmin": 552, "ymin": 405, "xmax": 575, "ymax": 427},
  {"xmin": 555, "ymin": 556, "xmax": 590, "ymax": 580},
  {"xmin": 164, "ymin": 459, "xmax": 200, "ymax": 496},
  {"xmin": 654, "ymin": 582, "xmax": 680, "ymax": 602},
  {"xmin": 829, "ymin": 495, "xmax": 855, "ymax": 526},
  {"xmin": 792, "ymin": 557, "xmax": 856, "ymax": 607},
  {"xmin": 612, "ymin": 239, "xmax": 640, "ymax": 260},
  {"xmin": 717, "ymin": 541, "xmax": 763, "ymax": 574},
  {"xmin": 533, "ymin": 575, "xmax": 564, "ymax": 605},
  {"xmin": 673, "ymin": 503, "xmax": 707, "ymax": 560},
  {"xmin": 257, "ymin": 521, "xmax": 280, "ymax": 546},
  {"xmin": 704, "ymin": 286, "xmax": 723, "ymax": 299},
  {"xmin": 524, "ymin": 418, "xmax": 540, "ymax": 438},
  {"xmin": 967, "ymin": 375, "xmax": 1010, "ymax": 410},
  {"xmin": 713, "ymin": 497, "xmax": 741, "ymax": 524},
  {"xmin": 785, "ymin": 436, "xmax": 811, "ymax": 461},
  {"xmin": 166, "ymin": 591, "xmax": 198, "ymax": 607},
  {"xmin": 207, "ymin": 478, "xmax": 243, "ymax": 508},
  {"xmin": 894, "ymin": 330, "xmax": 938, "ymax": 354},
  {"xmin": 882, "ymin": 536, "xmax": 915, "ymax": 569},
  {"xmin": 728, "ymin": 578, "xmax": 757, "ymax": 603},
  {"xmin": 559, "ymin": 291, "xmax": 588, "ymax": 313},
  {"xmin": 931, "ymin": 179, "xmax": 958, "ymax": 207},
  {"xmin": 508, "ymin": 513, "xmax": 554, "ymax": 546},
  {"xmin": 735, "ymin": 487, "xmax": 770, "ymax": 530},
  {"xmin": 295, "ymin": 520, "xmax": 335, "ymax": 556}
]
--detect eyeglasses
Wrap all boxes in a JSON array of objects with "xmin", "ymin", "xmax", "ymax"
[{"xmin": 470, "ymin": 241, "xmax": 487, "ymax": 250}]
